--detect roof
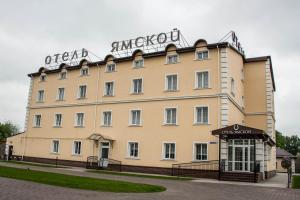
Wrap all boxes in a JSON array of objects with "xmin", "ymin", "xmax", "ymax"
[
  {"xmin": 276, "ymin": 147, "xmax": 297, "ymax": 159},
  {"xmin": 28, "ymin": 39, "xmax": 275, "ymax": 91}
]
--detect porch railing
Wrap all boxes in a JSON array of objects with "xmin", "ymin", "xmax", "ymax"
[
  {"xmin": 86, "ymin": 156, "xmax": 122, "ymax": 172},
  {"xmin": 172, "ymin": 160, "xmax": 219, "ymax": 178}
]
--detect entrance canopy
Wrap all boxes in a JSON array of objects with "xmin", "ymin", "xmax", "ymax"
[
  {"xmin": 212, "ymin": 124, "xmax": 275, "ymax": 146},
  {"xmin": 87, "ymin": 133, "xmax": 115, "ymax": 143}
]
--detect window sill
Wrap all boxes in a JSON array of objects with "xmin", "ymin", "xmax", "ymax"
[
  {"xmin": 193, "ymin": 87, "xmax": 212, "ymax": 90},
  {"xmin": 162, "ymin": 124, "xmax": 179, "ymax": 126},
  {"xmin": 36, "ymin": 101, "xmax": 44, "ymax": 103},
  {"xmin": 193, "ymin": 123, "xmax": 210, "ymax": 126},
  {"xmin": 164, "ymin": 62, "xmax": 180, "ymax": 65},
  {"xmin": 164, "ymin": 90, "xmax": 179, "ymax": 93},
  {"xmin": 50, "ymin": 152, "xmax": 60, "ymax": 155},
  {"xmin": 130, "ymin": 92, "xmax": 143, "ymax": 95},
  {"xmin": 103, "ymin": 95, "xmax": 114, "ymax": 97},
  {"xmin": 192, "ymin": 160, "xmax": 209, "ymax": 163},
  {"xmin": 193, "ymin": 58, "xmax": 210, "ymax": 61},
  {"xmin": 53, "ymin": 126, "xmax": 62, "ymax": 128},
  {"xmin": 71, "ymin": 154, "xmax": 82, "ymax": 157},
  {"xmin": 101, "ymin": 125, "xmax": 112, "ymax": 127},
  {"xmin": 132, "ymin": 66, "xmax": 144, "ymax": 69},
  {"xmin": 33, "ymin": 126, "xmax": 41, "ymax": 128},
  {"xmin": 105, "ymin": 70, "xmax": 117, "ymax": 73},
  {"xmin": 125, "ymin": 157, "xmax": 140, "ymax": 160},
  {"xmin": 74, "ymin": 126, "xmax": 85, "ymax": 128},
  {"xmin": 77, "ymin": 97, "xmax": 87, "ymax": 100},
  {"xmin": 128, "ymin": 124, "xmax": 142, "ymax": 127},
  {"xmin": 79, "ymin": 74, "xmax": 90, "ymax": 77},
  {"xmin": 56, "ymin": 99, "xmax": 65, "ymax": 102},
  {"xmin": 161, "ymin": 159, "xmax": 177, "ymax": 161}
]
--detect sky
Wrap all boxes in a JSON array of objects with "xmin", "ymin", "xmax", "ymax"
[{"xmin": 0, "ymin": 0, "xmax": 299, "ymax": 136}]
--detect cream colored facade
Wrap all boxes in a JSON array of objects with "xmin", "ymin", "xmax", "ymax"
[{"xmin": 7, "ymin": 39, "xmax": 276, "ymax": 175}]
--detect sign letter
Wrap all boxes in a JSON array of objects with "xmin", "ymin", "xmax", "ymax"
[
  {"xmin": 45, "ymin": 56, "xmax": 51, "ymax": 65},
  {"xmin": 146, "ymin": 35, "xmax": 155, "ymax": 46},
  {"xmin": 157, "ymin": 33, "xmax": 167, "ymax": 44},
  {"xmin": 111, "ymin": 42, "xmax": 119, "ymax": 52},
  {"xmin": 171, "ymin": 30, "xmax": 180, "ymax": 42},
  {"xmin": 71, "ymin": 50, "xmax": 78, "ymax": 60},
  {"xmin": 62, "ymin": 52, "xmax": 69, "ymax": 61},
  {"xmin": 121, "ymin": 40, "xmax": 132, "ymax": 50},
  {"xmin": 82, "ymin": 48, "xmax": 88, "ymax": 57},
  {"xmin": 135, "ymin": 37, "xmax": 144, "ymax": 48},
  {"xmin": 54, "ymin": 54, "xmax": 60, "ymax": 63}
]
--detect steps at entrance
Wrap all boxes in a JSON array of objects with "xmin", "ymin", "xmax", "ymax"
[{"xmin": 219, "ymin": 172, "xmax": 260, "ymax": 182}]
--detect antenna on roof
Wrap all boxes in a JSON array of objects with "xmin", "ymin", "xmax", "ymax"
[{"xmin": 218, "ymin": 31, "xmax": 245, "ymax": 56}]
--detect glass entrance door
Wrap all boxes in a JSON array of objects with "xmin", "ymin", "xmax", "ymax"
[
  {"xmin": 99, "ymin": 142, "xmax": 109, "ymax": 167},
  {"xmin": 228, "ymin": 139, "xmax": 255, "ymax": 172}
]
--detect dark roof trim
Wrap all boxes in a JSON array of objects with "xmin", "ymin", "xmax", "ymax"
[{"xmin": 245, "ymin": 56, "xmax": 276, "ymax": 91}]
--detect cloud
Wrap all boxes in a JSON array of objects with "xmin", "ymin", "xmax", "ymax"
[{"xmin": 0, "ymin": 0, "xmax": 299, "ymax": 136}]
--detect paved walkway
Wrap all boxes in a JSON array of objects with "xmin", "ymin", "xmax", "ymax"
[{"xmin": 0, "ymin": 162, "xmax": 299, "ymax": 200}]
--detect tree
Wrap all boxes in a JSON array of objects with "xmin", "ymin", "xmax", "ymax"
[
  {"xmin": 0, "ymin": 121, "xmax": 19, "ymax": 141},
  {"xmin": 276, "ymin": 130, "xmax": 286, "ymax": 149},
  {"xmin": 285, "ymin": 135, "xmax": 300, "ymax": 156}
]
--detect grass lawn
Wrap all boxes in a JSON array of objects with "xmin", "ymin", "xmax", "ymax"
[
  {"xmin": 0, "ymin": 166, "xmax": 165, "ymax": 193},
  {"xmin": 0, "ymin": 160, "xmax": 68, "ymax": 168},
  {"xmin": 292, "ymin": 175, "xmax": 300, "ymax": 189},
  {"xmin": 87, "ymin": 169, "xmax": 193, "ymax": 181}
]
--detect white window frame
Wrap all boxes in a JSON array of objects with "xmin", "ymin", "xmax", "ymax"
[
  {"xmin": 33, "ymin": 114, "xmax": 42, "ymax": 127},
  {"xmin": 72, "ymin": 140, "xmax": 82, "ymax": 155},
  {"xmin": 51, "ymin": 140, "xmax": 60, "ymax": 154},
  {"xmin": 195, "ymin": 50, "xmax": 209, "ymax": 60},
  {"xmin": 54, "ymin": 113, "xmax": 63, "ymax": 127},
  {"xmin": 129, "ymin": 109, "xmax": 142, "ymax": 126},
  {"xmin": 104, "ymin": 81, "xmax": 115, "ymax": 96},
  {"xmin": 162, "ymin": 142, "xmax": 176, "ymax": 160},
  {"xmin": 195, "ymin": 70, "xmax": 210, "ymax": 89},
  {"xmin": 131, "ymin": 78, "xmax": 143, "ymax": 94},
  {"xmin": 106, "ymin": 63, "xmax": 116, "ymax": 72},
  {"xmin": 165, "ymin": 73, "xmax": 178, "ymax": 91},
  {"xmin": 164, "ymin": 107, "xmax": 178, "ymax": 125},
  {"xmin": 133, "ymin": 59, "xmax": 144, "ymax": 68},
  {"xmin": 102, "ymin": 110, "xmax": 112, "ymax": 127},
  {"xmin": 37, "ymin": 89, "xmax": 45, "ymax": 102},
  {"xmin": 80, "ymin": 67, "xmax": 89, "ymax": 76},
  {"xmin": 59, "ymin": 71, "xmax": 67, "ymax": 79},
  {"xmin": 57, "ymin": 87, "xmax": 65, "ymax": 101},
  {"xmin": 77, "ymin": 85, "xmax": 87, "ymax": 99},
  {"xmin": 127, "ymin": 141, "xmax": 139, "ymax": 159},
  {"xmin": 193, "ymin": 142, "xmax": 209, "ymax": 161},
  {"xmin": 166, "ymin": 54, "xmax": 179, "ymax": 64},
  {"xmin": 75, "ymin": 112, "xmax": 85, "ymax": 127},
  {"xmin": 194, "ymin": 105, "xmax": 209, "ymax": 124}
]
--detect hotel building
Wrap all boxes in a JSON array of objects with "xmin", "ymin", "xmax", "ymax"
[{"xmin": 7, "ymin": 37, "xmax": 276, "ymax": 182}]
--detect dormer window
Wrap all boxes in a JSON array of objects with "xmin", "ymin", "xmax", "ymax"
[
  {"xmin": 167, "ymin": 55, "xmax": 178, "ymax": 64},
  {"xmin": 59, "ymin": 71, "xmax": 67, "ymax": 79},
  {"xmin": 80, "ymin": 67, "xmax": 89, "ymax": 76},
  {"xmin": 40, "ymin": 74, "xmax": 46, "ymax": 82},
  {"xmin": 106, "ymin": 63, "xmax": 116, "ymax": 72},
  {"xmin": 196, "ymin": 50, "xmax": 209, "ymax": 60},
  {"xmin": 134, "ymin": 59, "xmax": 144, "ymax": 68}
]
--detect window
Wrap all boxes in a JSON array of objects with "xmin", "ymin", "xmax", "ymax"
[
  {"xmin": 105, "ymin": 82, "xmax": 114, "ymax": 96},
  {"xmin": 163, "ymin": 143, "xmax": 175, "ymax": 160},
  {"xmin": 134, "ymin": 59, "xmax": 144, "ymax": 68},
  {"xmin": 40, "ymin": 75, "xmax": 46, "ymax": 81},
  {"xmin": 128, "ymin": 142, "xmax": 139, "ymax": 158},
  {"xmin": 166, "ymin": 75, "xmax": 178, "ymax": 91},
  {"xmin": 37, "ymin": 90, "xmax": 44, "ymax": 102},
  {"xmin": 78, "ymin": 85, "xmax": 87, "ymax": 99},
  {"xmin": 59, "ymin": 71, "xmax": 67, "ymax": 79},
  {"xmin": 231, "ymin": 78, "xmax": 235, "ymax": 96},
  {"xmin": 52, "ymin": 140, "xmax": 59, "ymax": 153},
  {"xmin": 131, "ymin": 110, "xmax": 141, "ymax": 125},
  {"xmin": 106, "ymin": 63, "xmax": 116, "ymax": 72},
  {"xmin": 196, "ymin": 51, "xmax": 209, "ymax": 60},
  {"xmin": 196, "ymin": 71, "xmax": 209, "ymax": 89},
  {"xmin": 80, "ymin": 67, "xmax": 89, "ymax": 76},
  {"xmin": 34, "ymin": 114, "xmax": 41, "ymax": 127},
  {"xmin": 165, "ymin": 108, "xmax": 177, "ymax": 125},
  {"xmin": 54, "ymin": 114, "xmax": 62, "ymax": 127},
  {"xmin": 195, "ymin": 106, "xmax": 208, "ymax": 124},
  {"xmin": 132, "ymin": 79, "xmax": 143, "ymax": 94},
  {"xmin": 194, "ymin": 143, "xmax": 208, "ymax": 161},
  {"xmin": 102, "ymin": 111, "xmax": 112, "ymax": 126},
  {"xmin": 167, "ymin": 55, "xmax": 178, "ymax": 64},
  {"xmin": 57, "ymin": 88, "xmax": 65, "ymax": 101},
  {"xmin": 73, "ymin": 141, "xmax": 81, "ymax": 155},
  {"xmin": 75, "ymin": 113, "xmax": 84, "ymax": 127}
]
